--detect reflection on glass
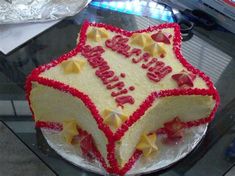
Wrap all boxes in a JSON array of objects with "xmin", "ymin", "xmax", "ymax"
[{"xmin": 90, "ymin": 0, "xmax": 174, "ymax": 22}]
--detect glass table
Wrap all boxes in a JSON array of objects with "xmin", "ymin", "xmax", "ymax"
[{"xmin": 1, "ymin": 2, "xmax": 235, "ymax": 176}]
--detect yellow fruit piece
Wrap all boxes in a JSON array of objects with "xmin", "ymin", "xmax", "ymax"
[
  {"xmin": 136, "ymin": 133, "xmax": 158, "ymax": 157},
  {"xmin": 130, "ymin": 33, "xmax": 153, "ymax": 47},
  {"xmin": 61, "ymin": 120, "xmax": 79, "ymax": 144},
  {"xmin": 87, "ymin": 27, "xmax": 109, "ymax": 42},
  {"xmin": 103, "ymin": 108, "xmax": 128, "ymax": 129},
  {"xmin": 61, "ymin": 59, "xmax": 85, "ymax": 74},
  {"xmin": 143, "ymin": 43, "xmax": 166, "ymax": 57}
]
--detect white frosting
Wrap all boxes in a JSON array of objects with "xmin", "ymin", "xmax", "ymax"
[
  {"xmin": 41, "ymin": 27, "xmax": 208, "ymax": 119},
  {"xmin": 30, "ymin": 83, "xmax": 109, "ymax": 165},
  {"xmin": 118, "ymin": 95, "xmax": 215, "ymax": 164},
  {"xmin": 30, "ymin": 26, "xmax": 214, "ymax": 167}
]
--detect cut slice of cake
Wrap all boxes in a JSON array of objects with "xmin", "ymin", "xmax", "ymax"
[{"xmin": 26, "ymin": 21, "xmax": 219, "ymax": 175}]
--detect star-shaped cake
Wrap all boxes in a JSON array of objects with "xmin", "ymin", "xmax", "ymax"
[{"xmin": 26, "ymin": 21, "xmax": 219, "ymax": 175}]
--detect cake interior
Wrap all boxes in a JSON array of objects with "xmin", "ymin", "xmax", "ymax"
[
  {"xmin": 117, "ymin": 95, "xmax": 215, "ymax": 164},
  {"xmin": 30, "ymin": 83, "xmax": 109, "ymax": 164},
  {"xmin": 29, "ymin": 82, "xmax": 215, "ymax": 166}
]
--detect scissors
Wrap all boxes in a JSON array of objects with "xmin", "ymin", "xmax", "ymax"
[{"xmin": 156, "ymin": 0, "xmax": 216, "ymax": 41}]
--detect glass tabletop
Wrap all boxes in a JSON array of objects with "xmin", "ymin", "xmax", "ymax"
[{"xmin": 1, "ymin": 2, "xmax": 235, "ymax": 176}]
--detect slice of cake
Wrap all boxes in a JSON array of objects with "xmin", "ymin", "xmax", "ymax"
[{"xmin": 26, "ymin": 21, "xmax": 219, "ymax": 175}]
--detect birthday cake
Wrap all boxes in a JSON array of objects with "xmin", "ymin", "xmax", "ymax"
[{"xmin": 26, "ymin": 21, "xmax": 219, "ymax": 175}]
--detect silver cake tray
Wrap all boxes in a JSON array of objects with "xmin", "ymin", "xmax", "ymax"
[{"xmin": 42, "ymin": 124, "xmax": 207, "ymax": 175}]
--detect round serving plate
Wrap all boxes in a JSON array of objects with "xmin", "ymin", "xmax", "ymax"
[{"xmin": 42, "ymin": 124, "xmax": 207, "ymax": 175}]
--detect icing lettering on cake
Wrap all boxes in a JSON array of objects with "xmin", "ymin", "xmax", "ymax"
[{"xmin": 81, "ymin": 44, "xmax": 134, "ymax": 107}]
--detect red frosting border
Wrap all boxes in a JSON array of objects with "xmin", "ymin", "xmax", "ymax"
[{"xmin": 25, "ymin": 21, "xmax": 220, "ymax": 175}]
